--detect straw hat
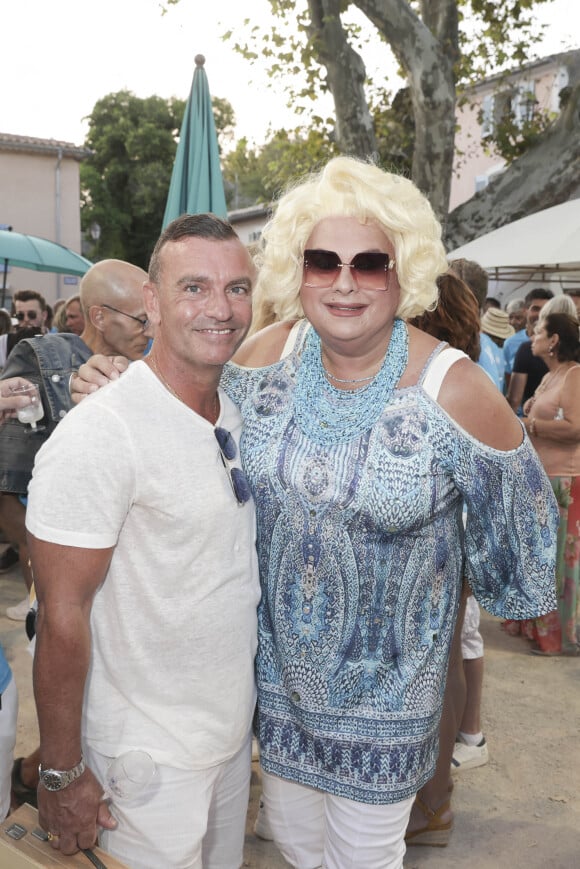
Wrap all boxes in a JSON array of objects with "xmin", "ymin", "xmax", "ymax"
[{"xmin": 480, "ymin": 308, "xmax": 515, "ymax": 340}]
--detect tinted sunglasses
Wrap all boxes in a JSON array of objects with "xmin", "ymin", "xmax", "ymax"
[
  {"xmin": 15, "ymin": 310, "xmax": 40, "ymax": 321},
  {"xmin": 214, "ymin": 427, "xmax": 252, "ymax": 506},
  {"xmin": 303, "ymin": 249, "xmax": 395, "ymax": 292}
]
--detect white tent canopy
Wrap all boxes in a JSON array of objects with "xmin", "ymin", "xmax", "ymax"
[
  {"xmin": 448, "ymin": 198, "xmax": 580, "ymax": 268},
  {"xmin": 447, "ymin": 199, "xmax": 580, "ymax": 301}
]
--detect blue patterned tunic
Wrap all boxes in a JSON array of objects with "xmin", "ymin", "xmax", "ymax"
[{"xmin": 221, "ymin": 330, "xmax": 558, "ymax": 804}]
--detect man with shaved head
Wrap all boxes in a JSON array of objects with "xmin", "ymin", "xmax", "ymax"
[
  {"xmin": 0, "ymin": 259, "xmax": 151, "ymax": 622},
  {"xmin": 76, "ymin": 259, "xmax": 151, "ymax": 362}
]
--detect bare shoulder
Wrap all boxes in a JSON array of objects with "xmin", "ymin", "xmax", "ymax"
[
  {"xmin": 560, "ymin": 365, "xmax": 580, "ymax": 407},
  {"xmin": 564, "ymin": 364, "xmax": 580, "ymax": 386},
  {"xmin": 438, "ymin": 357, "xmax": 523, "ymax": 451},
  {"xmin": 402, "ymin": 323, "xmax": 522, "ymax": 450},
  {"xmin": 233, "ymin": 321, "xmax": 298, "ymax": 368}
]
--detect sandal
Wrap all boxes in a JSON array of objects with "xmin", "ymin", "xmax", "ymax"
[
  {"xmin": 11, "ymin": 757, "xmax": 38, "ymax": 809},
  {"xmin": 405, "ymin": 796, "xmax": 453, "ymax": 847}
]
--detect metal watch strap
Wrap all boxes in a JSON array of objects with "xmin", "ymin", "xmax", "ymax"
[{"xmin": 39, "ymin": 755, "xmax": 86, "ymax": 791}]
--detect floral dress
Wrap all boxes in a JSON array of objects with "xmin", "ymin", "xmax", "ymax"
[{"xmin": 222, "ymin": 321, "xmax": 558, "ymax": 803}]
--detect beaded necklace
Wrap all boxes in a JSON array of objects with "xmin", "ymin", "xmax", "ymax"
[{"xmin": 293, "ymin": 318, "xmax": 409, "ymax": 445}]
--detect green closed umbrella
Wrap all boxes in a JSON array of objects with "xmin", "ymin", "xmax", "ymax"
[{"xmin": 162, "ymin": 55, "xmax": 227, "ymax": 228}]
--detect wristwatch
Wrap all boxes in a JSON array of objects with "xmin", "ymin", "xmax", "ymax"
[{"xmin": 39, "ymin": 755, "xmax": 86, "ymax": 791}]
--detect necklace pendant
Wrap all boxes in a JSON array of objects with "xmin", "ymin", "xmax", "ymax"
[{"xmin": 323, "ymin": 367, "xmax": 377, "ymax": 385}]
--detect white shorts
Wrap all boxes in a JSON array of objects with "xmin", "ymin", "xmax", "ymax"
[{"xmin": 461, "ymin": 594, "xmax": 484, "ymax": 659}]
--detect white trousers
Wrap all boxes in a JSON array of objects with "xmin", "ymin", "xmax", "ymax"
[
  {"xmin": 261, "ymin": 770, "xmax": 414, "ymax": 869},
  {"xmin": 461, "ymin": 594, "xmax": 484, "ymax": 659},
  {"xmin": 85, "ymin": 735, "xmax": 251, "ymax": 869},
  {"xmin": 0, "ymin": 676, "xmax": 17, "ymax": 821}
]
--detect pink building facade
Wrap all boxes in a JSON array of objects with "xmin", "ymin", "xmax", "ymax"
[{"xmin": 450, "ymin": 50, "xmax": 578, "ymax": 212}]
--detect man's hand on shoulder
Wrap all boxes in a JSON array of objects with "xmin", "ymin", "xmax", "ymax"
[{"xmin": 71, "ymin": 354, "xmax": 130, "ymax": 404}]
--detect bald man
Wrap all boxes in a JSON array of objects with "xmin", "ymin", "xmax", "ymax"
[
  {"xmin": 76, "ymin": 259, "xmax": 151, "ymax": 363},
  {"xmin": 0, "ymin": 260, "xmax": 151, "ymax": 620}
]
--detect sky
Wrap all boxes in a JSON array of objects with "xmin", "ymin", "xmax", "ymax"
[{"xmin": 3, "ymin": 0, "xmax": 579, "ymax": 149}]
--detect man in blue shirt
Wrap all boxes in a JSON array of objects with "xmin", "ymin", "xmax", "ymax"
[
  {"xmin": 449, "ymin": 257, "xmax": 509, "ymax": 392},
  {"xmin": 479, "ymin": 307, "xmax": 514, "ymax": 393},
  {"xmin": 503, "ymin": 299, "xmax": 528, "ymax": 385}
]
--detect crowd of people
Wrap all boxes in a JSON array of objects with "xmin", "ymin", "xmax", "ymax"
[
  {"xmin": 475, "ymin": 289, "xmax": 580, "ymax": 658},
  {"xmin": 0, "ymin": 155, "xmax": 572, "ymax": 869}
]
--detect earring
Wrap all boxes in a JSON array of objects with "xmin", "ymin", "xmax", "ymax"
[{"xmin": 549, "ymin": 345, "xmax": 555, "ymax": 356}]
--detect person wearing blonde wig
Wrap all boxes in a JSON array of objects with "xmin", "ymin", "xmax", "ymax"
[
  {"xmin": 72, "ymin": 157, "xmax": 558, "ymax": 869},
  {"xmin": 225, "ymin": 157, "xmax": 557, "ymax": 868}
]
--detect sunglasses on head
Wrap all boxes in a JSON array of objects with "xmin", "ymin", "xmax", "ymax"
[
  {"xmin": 303, "ymin": 249, "xmax": 395, "ymax": 292},
  {"xmin": 214, "ymin": 427, "xmax": 252, "ymax": 506},
  {"xmin": 15, "ymin": 310, "xmax": 40, "ymax": 321}
]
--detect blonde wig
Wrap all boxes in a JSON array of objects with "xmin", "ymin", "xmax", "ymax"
[{"xmin": 250, "ymin": 156, "xmax": 447, "ymax": 334}]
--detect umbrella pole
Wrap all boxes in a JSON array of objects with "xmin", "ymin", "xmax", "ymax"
[{"xmin": 1, "ymin": 258, "xmax": 8, "ymax": 308}]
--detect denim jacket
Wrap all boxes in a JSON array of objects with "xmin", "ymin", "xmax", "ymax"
[{"xmin": 0, "ymin": 333, "xmax": 92, "ymax": 493}]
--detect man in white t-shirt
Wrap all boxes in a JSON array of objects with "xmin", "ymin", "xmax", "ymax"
[{"xmin": 26, "ymin": 214, "xmax": 261, "ymax": 869}]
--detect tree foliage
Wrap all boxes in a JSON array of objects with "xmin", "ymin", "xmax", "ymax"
[
  {"xmin": 226, "ymin": 0, "xmax": 554, "ymax": 217},
  {"xmin": 477, "ymin": 91, "xmax": 555, "ymax": 164},
  {"xmin": 222, "ymin": 124, "xmax": 339, "ymax": 208},
  {"xmin": 83, "ymin": 1, "xmax": 570, "ymax": 259},
  {"xmin": 80, "ymin": 90, "xmax": 235, "ymax": 266},
  {"xmin": 80, "ymin": 91, "xmax": 182, "ymax": 267}
]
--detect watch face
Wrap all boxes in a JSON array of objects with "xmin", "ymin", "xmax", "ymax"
[
  {"xmin": 39, "ymin": 758, "xmax": 85, "ymax": 792},
  {"xmin": 41, "ymin": 771, "xmax": 64, "ymax": 791}
]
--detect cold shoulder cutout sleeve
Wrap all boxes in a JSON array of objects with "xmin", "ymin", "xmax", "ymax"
[{"xmin": 446, "ymin": 431, "xmax": 558, "ymax": 618}]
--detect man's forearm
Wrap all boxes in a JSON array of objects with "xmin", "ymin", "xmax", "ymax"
[
  {"xmin": 29, "ymin": 535, "xmax": 113, "ymax": 766},
  {"xmin": 27, "ymin": 492, "xmax": 116, "ymax": 852},
  {"xmin": 506, "ymin": 372, "xmax": 527, "ymax": 413},
  {"xmin": 33, "ymin": 604, "xmax": 91, "ymax": 766}
]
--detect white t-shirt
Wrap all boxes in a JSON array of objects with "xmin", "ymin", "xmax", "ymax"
[{"xmin": 27, "ymin": 361, "xmax": 260, "ymax": 770}]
